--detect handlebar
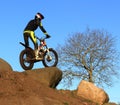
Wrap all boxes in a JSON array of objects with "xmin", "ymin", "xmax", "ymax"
[
  {"xmin": 36, "ymin": 36, "xmax": 47, "ymax": 41},
  {"xmin": 36, "ymin": 34, "xmax": 51, "ymax": 41}
]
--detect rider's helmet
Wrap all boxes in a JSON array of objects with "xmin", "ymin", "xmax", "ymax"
[{"xmin": 35, "ymin": 12, "xmax": 44, "ymax": 20}]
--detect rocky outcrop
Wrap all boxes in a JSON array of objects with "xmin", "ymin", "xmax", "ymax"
[
  {"xmin": 0, "ymin": 58, "xmax": 62, "ymax": 88},
  {"xmin": 23, "ymin": 67, "xmax": 62, "ymax": 88},
  {"xmin": 0, "ymin": 58, "xmax": 115, "ymax": 105},
  {"xmin": 0, "ymin": 58, "xmax": 13, "ymax": 72},
  {"xmin": 77, "ymin": 80, "xmax": 109, "ymax": 105}
]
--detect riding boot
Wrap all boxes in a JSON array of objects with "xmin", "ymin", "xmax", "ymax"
[
  {"xmin": 34, "ymin": 49, "xmax": 38, "ymax": 58},
  {"xmin": 34, "ymin": 49, "xmax": 42, "ymax": 60}
]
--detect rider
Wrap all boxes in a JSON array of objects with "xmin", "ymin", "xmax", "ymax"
[{"xmin": 23, "ymin": 12, "xmax": 51, "ymax": 60}]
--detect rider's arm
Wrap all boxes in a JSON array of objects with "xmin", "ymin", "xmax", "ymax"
[
  {"xmin": 39, "ymin": 22, "xmax": 51, "ymax": 38},
  {"xmin": 39, "ymin": 22, "xmax": 48, "ymax": 35}
]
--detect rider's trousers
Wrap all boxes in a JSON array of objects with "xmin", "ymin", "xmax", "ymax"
[{"xmin": 23, "ymin": 31, "xmax": 38, "ymax": 50}]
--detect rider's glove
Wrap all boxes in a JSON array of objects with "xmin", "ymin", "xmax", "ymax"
[{"xmin": 46, "ymin": 34, "xmax": 51, "ymax": 39}]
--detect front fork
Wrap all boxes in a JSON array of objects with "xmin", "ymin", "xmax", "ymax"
[{"xmin": 46, "ymin": 48, "xmax": 52, "ymax": 61}]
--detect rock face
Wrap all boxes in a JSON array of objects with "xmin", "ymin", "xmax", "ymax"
[
  {"xmin": 0, "ymin": 58, "xmax": 13, "ymax": 72},
  {"xmin": 77, "ymin": 80, "xmax": 109, "ymax": 105},
  {"xmin": 0, "ymin": 58, "xmax": 114, "ymax": 105},
  {"xmin": 23, "ymin": 67, "xmax": 63, "ymax": 88},
  {"xmin": 0, "ymin": 58, "xmax": 62, "ymax": 88}
]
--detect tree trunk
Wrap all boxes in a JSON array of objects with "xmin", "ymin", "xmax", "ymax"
[{"xmin": 88, "ymin": 70, "xmax": 93, "ymax": 83}]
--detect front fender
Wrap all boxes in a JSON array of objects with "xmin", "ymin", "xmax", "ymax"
[
  {"xmin": 48, "ymin": 48, "xmax": 53, "ymax": 50},
  {"xmin": 45, "ymin": 48, "xmax": 53, "ymax": 52}
]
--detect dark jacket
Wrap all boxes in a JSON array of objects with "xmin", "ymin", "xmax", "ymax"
[{"xmin": 24, "ymin": 19, "xmax": 47, "ymax": 34}]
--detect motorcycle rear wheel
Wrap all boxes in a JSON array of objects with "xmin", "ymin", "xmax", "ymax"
[{"xmin": 19, "ymin": 49, "xmax": 34, "ymax": 70}]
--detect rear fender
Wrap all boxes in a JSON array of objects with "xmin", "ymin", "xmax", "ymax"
[{"xmin": 20, "ymin": 42, "xmax": 34, "ymax": 51}]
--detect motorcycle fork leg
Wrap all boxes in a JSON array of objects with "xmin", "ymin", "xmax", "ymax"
[{"xmin": 46, "ymin": 49, "xmax": 52, "ymax": 60}]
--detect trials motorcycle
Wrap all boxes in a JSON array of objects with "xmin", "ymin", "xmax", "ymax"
[{"xmin": 19, "ymin": 36, "xmax": 58, "ymax": 70}]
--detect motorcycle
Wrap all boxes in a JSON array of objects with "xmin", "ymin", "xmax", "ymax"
[{"xmin": 19, "ymin": 36, "xmax": 58, "ymax": 70}]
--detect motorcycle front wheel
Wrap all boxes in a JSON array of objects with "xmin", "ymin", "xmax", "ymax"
[
  {"xmin": 42, "ymin": 48, "xmax": 58, "ymax": 67},
  {"xmin": 19, "ymin": 49, "xmax": 34, "ymax": 70}
]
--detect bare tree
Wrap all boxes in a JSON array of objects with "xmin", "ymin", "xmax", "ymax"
[{"xmin": 57, "ymin": 28, "xmax": 119, "ymax": 88}]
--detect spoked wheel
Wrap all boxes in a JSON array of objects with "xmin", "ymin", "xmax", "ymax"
[
  {"xmin": 42, "ymin": 48, "xmax": 58, "ymax": 67},
  {"xmin": 19, "ymin": 49, "xmax": 34, "ymax": 70}
]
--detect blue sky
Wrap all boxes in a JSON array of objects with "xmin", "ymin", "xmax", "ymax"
[{"xmin": 0, "ymin": 0, "xmax": 120, "ymax": 103}]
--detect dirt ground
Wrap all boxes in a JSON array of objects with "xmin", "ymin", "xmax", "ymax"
[{"xmin": 0, "ymin": 69, "xmax": 98, "ymax": 105}]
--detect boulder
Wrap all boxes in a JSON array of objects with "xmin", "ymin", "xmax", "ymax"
[
  {"xmin": 23, "ymin": 67, "xmax": 63, "ymax": 88},
  {"xmin": 103, "ymin": 102, "xmax": 117, "ymax": 105},
  {"xmin": 77, "ymin": 80, "xmax": 109, "ymax": 105},
  {"xmin": 0, "ymin": 58, "xmax": 13, "ymax": 72}
]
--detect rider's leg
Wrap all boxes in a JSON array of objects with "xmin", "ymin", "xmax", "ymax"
[
  {"xmin": 29, "ymin": 32, "xmax": 42, "ymax": 60},
  {"xmin": 23, "ymin": 33, "xmax": 29, "ymax": 48}
]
